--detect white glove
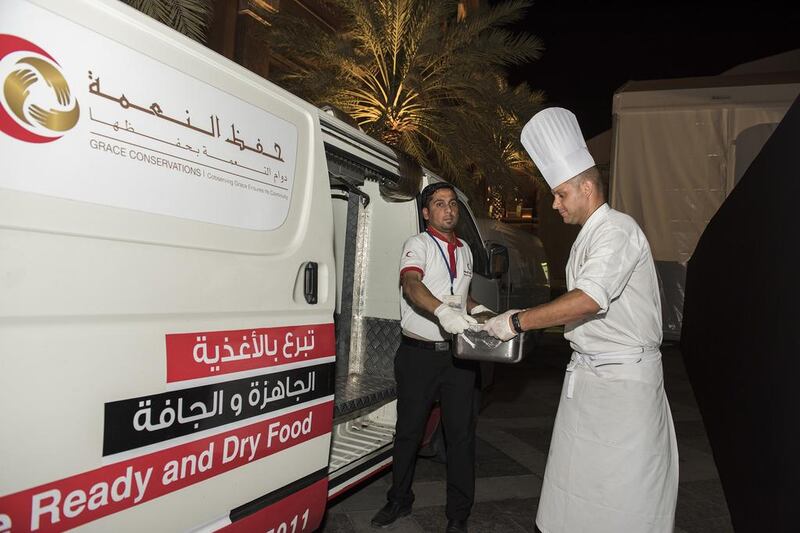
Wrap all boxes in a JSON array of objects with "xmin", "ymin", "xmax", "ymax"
[
  {"xmin": 434, "ymin": 303, "xmax": 477, "ymax": 335},
  {"xmin": 483, "ymin": 309, "xmax": 523, "ymax": 341},
  {"xmin": 469, "ymin": 304, "xmax": 493, "ymax": 315}
]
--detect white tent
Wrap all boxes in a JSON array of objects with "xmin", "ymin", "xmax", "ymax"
[{"xmin": 611, "ymin": 70, "xmax": 800, "ymax": 338}]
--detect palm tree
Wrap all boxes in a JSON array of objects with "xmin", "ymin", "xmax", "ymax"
[
  {"xmin": 265, "ymin": 0, "xmax": 544, "ymax": 209},
  {"xmin": 123, "ymin": 0, "xmax": 214, "ymax": 43}
]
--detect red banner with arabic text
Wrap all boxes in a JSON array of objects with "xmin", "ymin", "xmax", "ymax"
[{"xmin": 166, "ymin": 323, "xmax": 335, "ymax": 383}]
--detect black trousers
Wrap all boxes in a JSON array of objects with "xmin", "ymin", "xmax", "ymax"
[{"xmin": 388, "ymin": 341, "xmax": 478, "ymax": 520}]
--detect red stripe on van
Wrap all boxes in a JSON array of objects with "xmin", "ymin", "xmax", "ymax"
[
  {"xmin": 0, "ymin": 401, "xmax": 333, "ymax": 533},
  {"xmin": 220, "ymin": 478, "xmax": 327, "ymax": 533}
]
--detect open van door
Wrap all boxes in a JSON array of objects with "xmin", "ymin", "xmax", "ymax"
[{"xmin": 0, "ymin": 1, "xmax": 335, "ymax": 531}]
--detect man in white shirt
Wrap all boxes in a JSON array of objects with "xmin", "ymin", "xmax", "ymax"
[
  {"xmin": 484, "ymin": 108, "xmax": 678, "ymax": 533},
  {"xmin": 371, "ymin": 182, "xmax": 489, "ymax": 533}
]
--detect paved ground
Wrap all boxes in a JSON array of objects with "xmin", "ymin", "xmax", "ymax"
[{"xmin": 320, "ymin": 332, "xmax": 733, "ymax": 532}]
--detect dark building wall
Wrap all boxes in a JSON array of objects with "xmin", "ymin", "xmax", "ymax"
[{"xmin": 207, "ymin": 0, "xmax": 340, "ymax": 80}]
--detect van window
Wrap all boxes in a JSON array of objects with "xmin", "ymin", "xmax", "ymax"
[{"xmin": 454, "ymin": 201, "xmax": 488, "ymax": 276}]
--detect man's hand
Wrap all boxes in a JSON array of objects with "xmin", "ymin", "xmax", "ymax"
[
  {"xmin": 434, "ymin": 304, "xmax": 477, "ymax": 334},
  {"xmin": 483, "ymin": 309, "xmax": 523, "ymax": 341}
]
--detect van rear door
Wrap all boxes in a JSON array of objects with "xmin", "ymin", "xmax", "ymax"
[{"xmin": 0, "ymin": 1, "xmax": 335, "ymax": 531}]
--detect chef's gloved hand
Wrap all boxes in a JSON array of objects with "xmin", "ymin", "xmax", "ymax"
[
  {"xmin": 434, "ymin": 303, "xmax": 477, "ymax": 335},
  {"xmin": 468, "ymin": 304, "xmax": 496, "ymax": 332},
  {"xmin": 483, "ymin": 309, "xmax": 523, "ymax": 341},
  {"xmin": 469, "ymin": 304, "xmax": 493, "ymax": 315}
]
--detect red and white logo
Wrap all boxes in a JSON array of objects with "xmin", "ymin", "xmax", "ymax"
[{"xmin": 0, "ymin": 34, "xmax": 79, "ymax": 143}]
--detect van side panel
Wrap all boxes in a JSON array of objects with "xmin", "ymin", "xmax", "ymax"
[{"xmin": 0, "ymin": 1, "xmax": 335, "ymax": 531}]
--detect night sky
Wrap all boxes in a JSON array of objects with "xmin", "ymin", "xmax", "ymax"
[{"xmin": 494, "ymin": 0, "xmax": 800, "ymax": 138}]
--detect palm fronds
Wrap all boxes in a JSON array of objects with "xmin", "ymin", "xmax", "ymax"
[{"xmin": 265, "ymin": 0, "xmax": 545, "ymax": 211}]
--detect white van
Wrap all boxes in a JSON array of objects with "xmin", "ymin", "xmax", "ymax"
[
  {"xmin": 0, "ymin": 1, "xmax": 509, "ymax": 531},
  {"xmin": 475, "ymin": 219, "xmax": 550, "ymax": 313}
]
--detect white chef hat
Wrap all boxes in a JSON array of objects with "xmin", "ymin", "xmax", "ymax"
[{"xmin": 521, "ymin": 107, "xmax": 595, "ymax": 190}]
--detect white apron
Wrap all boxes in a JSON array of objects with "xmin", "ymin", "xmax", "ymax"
[{"xmin": 536, "ymin": 348, "xmax": 679, "ymax": 533}]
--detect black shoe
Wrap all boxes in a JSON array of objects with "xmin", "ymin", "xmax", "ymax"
[
  {"xmin": 370, "ymin": 501, "xmax": 412, "ymax": 528},
  {"xmin": 446, "ymin": 519, "xmax": 468, "ymax": 533}
]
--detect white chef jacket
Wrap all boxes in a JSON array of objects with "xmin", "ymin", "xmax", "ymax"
[
  {"xmin": 565, "ymin": 203, "xmax": 662, "ymax": 355},
  {"xmin": 399, "ymin": 228, "xmax": 473, "ymax": 341},
  {"xmin": 536, "ymin": 202, "xmax": 678, "ymax": 533}
]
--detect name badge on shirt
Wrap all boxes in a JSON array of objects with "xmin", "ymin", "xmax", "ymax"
[{"xmin": 441, "ymin": 294, "xmax": 464, "ymax": 312}]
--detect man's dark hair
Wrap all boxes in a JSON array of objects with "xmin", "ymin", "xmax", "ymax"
[
  {"xmin": 575, "ymin": 166, "xmax": 605, "ymax": 200},
  {"xmin": 420, "ymin": 181, "xmax": 456, "ymax": 209}
]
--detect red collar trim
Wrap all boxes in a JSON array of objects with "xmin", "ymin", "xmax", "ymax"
[{"xmin": 426, "ymin": 227, "xmax": 463, "ymax": 247}]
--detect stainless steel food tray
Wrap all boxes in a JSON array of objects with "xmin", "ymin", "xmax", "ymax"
[{"xmin": 454, "ymin": 328, "xmax": 525, "ymax": 363}]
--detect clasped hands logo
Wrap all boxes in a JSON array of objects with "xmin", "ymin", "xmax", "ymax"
[{"xmin": 0, "ymin": 34, "xmax": 79, "ymax": 143}]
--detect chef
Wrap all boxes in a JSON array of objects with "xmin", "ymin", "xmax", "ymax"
[{"xmin": 483, "ymin": 107, "xmax": 678, "ymax": 533}]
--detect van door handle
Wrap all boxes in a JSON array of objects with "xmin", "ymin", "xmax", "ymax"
[{"xmin": 304, "ymin": 262, "xmax": 318, "ymax": 304}]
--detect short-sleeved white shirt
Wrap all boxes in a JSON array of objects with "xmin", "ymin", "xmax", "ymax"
[
  {"xmin": 565, "ymin": 203, "xmax": 662, "ymax": 355},
  {"xmin": 399, "ymin": 228, "xmax": 473, "ymax": 341}
]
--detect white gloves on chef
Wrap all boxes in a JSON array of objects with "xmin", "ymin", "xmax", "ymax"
[
  {"xmin": 483, "ymin": 309, "xmax": 524, "ymax": 341},
  {"xmin": 434, "ymin": 303, "xmax": 477, "ymax": 334}
]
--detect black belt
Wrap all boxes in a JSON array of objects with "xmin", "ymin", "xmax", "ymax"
[{"xmin": 401, "ymin": 335, "xmax": 451, "ymax": 352}]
